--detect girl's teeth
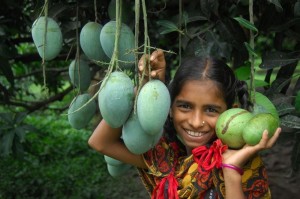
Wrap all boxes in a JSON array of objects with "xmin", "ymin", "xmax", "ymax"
[{"xmin": 187, "ymin": 130, "xmax": 204, "ymax": 137}]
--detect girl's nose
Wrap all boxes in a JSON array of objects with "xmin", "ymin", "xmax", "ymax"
[{"xmin": 188, "ymin": 111, "xmax": 204, "ymax": 129}]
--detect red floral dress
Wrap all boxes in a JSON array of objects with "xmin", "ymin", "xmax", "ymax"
[{"xmin": 137, "ymin": 136, "xmax": 271, "ymax": 199}]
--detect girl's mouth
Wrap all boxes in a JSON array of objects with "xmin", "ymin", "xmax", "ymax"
[{"xmin": 186, "ymin": 130, "xmax": 206, "ymax": 137}]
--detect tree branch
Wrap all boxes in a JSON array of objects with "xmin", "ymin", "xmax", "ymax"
[{"xmin": 2, "ymin": 85, "xmax": 74, "ymax": 113}]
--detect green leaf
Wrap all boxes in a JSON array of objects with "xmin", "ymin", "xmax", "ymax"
[
  {"xmin": 15, "ymin": 127, "xmax": 27, "ymax": 143},
  {"xmin": 276, "ymin": 102, "xmax": 295, "ymax": 116},
  {"xmin": 268, "ymin": 0, "xmax": 283, "ymax": 12},
  {"xmin": 0, "ymin": 131, "xmax": 15, "ymax": 156},
  {"xmin": 205, "ymin": 31, "xmax": 232, "ymax": 60},
  {"xmin": 246, "ymin": 79, "xmax": 270, "ymax": 88},
  {"xmin": 14, "ymin": 112, "xmax": 27, "ymax": 125},
  {"xmin": 0, "ymin": 57, "xmax": 14, "ymax": 87},
  {"xmin": 235, "ymin": 66, "xmax": 250, "ymax": 80},
  {"xmin": 295, "ymin": 91, "xmax": 300, "ymax": 113},
  {"xmin": 252, "ymin": 92, "xmax": 279, "ymax": 120},
  {"xmin": 254, "ymin": 79, "xmax": 270, "ymax": 87},
  {"xmin": 233, "ymin": 17, "xmax": 258, "ymax": 32},
  {"xmin": 157, "ymin": 20, "xmax": 179, "ymax": 35},
  {"xmin": 294, "ymin": 2, "xmax": 300, "ymax": 17},
  {"xmin": 0, "ymin": 112, "xmax": 13, "ymax": 125},
  {"xmin": 280, "ymin": 115, "xmax": 300, "ymax": 129},
  {"xmin": 244, "ymin": 42, "xmax": 258, "ymax": 57},
  {"xmin": 260, "ymin": 51, "xmax": 300, "ymax": 69},
  {"xmin": 185, "ymin": 16, "xmax": 208, "ymax": 23}
]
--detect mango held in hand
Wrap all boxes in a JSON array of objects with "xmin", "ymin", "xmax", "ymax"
[
  {"xmin": 31, "ymin": 17, "xmax": 63, "ymax": 61},
  {"xmin": 216, "ymin": 108, "xmax": 253, "ymax": 149},
  {"xmin": 242, "ymin": 113, "xmax": 279, "ymax": 146}
]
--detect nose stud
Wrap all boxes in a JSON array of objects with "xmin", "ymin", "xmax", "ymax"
[{"xmin": 201, "ymin": 121, "xmax": 205, "ymax": 127}]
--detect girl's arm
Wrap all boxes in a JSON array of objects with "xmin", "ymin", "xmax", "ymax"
[
  {"xmin": 88, "ymin": 119, "xmax": 147, "ymax": 168},
  {"xmin": 222, "ymin": 127, "xmax": 282, "ymax": 198}
]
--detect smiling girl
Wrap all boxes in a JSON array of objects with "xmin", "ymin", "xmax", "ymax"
[{"xmin": 88, "ymin": 50, "xmax": 281, "ymax": 199}]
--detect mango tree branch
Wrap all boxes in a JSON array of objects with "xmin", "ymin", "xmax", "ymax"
[{"xmin": 249, "ymin": 0, "xmax": 255, "ymax": 104}]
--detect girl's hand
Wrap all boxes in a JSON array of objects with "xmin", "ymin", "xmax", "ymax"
[
  {"xmin": 222, "ymin": 127, "xmax": 282, "ymax": 167},
  {"xmin": 138, "ymin": 49, "xmax": 166, "ymax": 83}
]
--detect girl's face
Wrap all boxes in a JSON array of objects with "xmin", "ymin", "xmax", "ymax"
[{"xmin": 171, "ymin": 79, "xmax": 227, "ymax": 154}]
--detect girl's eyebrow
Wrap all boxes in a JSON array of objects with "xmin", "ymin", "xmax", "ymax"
[
  {"xmin": 174, "ymin": 99, "xmax": 190, "ymax": 104},
  {"xmin": 174, "ymin": 99, "xmax": 223, "ymax": 110},
  {"xmin": 205, "ymin": 104, "xmax": 223, "ymax": 110}
]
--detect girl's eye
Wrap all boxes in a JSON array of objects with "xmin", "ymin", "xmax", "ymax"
[
  {"xmin": 178, "ymin": 103, "xmax": 191, "ymax": 110},
  {"xmin": 206, "ymin": 107, "xmax": 218, "ymax": 113}
]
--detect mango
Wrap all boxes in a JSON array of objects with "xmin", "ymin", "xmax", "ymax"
[
  {"xmin": 108, "ymin": 0, "xmax": 133, "ymax": 24},
  {"xmin": 80, "ymin": 22, "xmax": 108, "ymax": 62},
  {"xmin": 137, "ymin": 80, "xmax": 171, "ymax": 135},
  {"xmin": 100, "ymin": 20, "xmax": 135, "ymax": 69},
  {"xmin": 68, "ymin": 93, "xmax": 96, "ymax": 130},
  {"xmin": 68, "ymin": 59, "xmax": 91, "ymax": 92},
  {"xmin": 122, "ymin": 112, "xmax": 162, "ymax": 154},
  {"xmin": 98, "ymin": 71, "xmax": 134, "ymax": 128},
  {"xmin": 242, "ymin": 113, "xmax": 279, "ymax": 145},
  {"xmin": 104, "ymin": 155, "xmax": 124, "ymax": 166},
  {"xmin": 31, "ymin": 16, "xmax": 62, "ymax": 61},
  {"xmin": 106, "ymin": 163, "xmax": 132, "ymax": 178},
  {"xmin": 216, "ymin": 108, "xmax": 253, "ymax": 149}
]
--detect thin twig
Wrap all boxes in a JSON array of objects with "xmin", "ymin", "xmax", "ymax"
[{"xmin": 249, "ymin": 0, "xmax": 256, "ymax": 104}]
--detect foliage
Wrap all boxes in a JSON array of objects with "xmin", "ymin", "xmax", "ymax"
[
  {"xmin": 0, "ymin": 111, "xmax": 36, "ymax": 157},
  {"xmin": 0, "ymin": 112, "xmax": 106, "ymax": 198}
]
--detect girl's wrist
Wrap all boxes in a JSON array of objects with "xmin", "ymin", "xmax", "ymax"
[{"xmin": 221, "ymin": 163, "xmax": 244, "ymax": 175}]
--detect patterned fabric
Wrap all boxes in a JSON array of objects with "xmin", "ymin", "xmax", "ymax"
[{"xmin": 138, "ymin": 136, "xmax": 271, "ymax": 199}]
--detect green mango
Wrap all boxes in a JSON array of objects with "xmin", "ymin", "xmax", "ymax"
[
  {"xmin": 104, "ymin": 155, "xmax": 124, "ymax": 166},
  {"xmin": 216, "ymin": 108, "xmax": 253, "ymax": 149},
  {"xmin": 100, "ymin": 20, "xmax": 135, "ymax": 69},
  {"xmin": 98, "ymin": 71, "xmax": 134, "ymax": 128},
  {"xmin": 242, "ymin": 113, "xmax": 279, "ymax": 146},
  {"xmin": 31, "ymin": 17, "xmax": 62, "ymax": 61},
  {"xmin": 106, "ymin": 163, "xmax": 131, "ymax": 178},
  {"xmin": 68, "ymin": 59, "xmax": 91, "ymax": 92},
  {"xmin": 137, "ymin": 80, "xmax": 171, "ymax": 135},
  {"xmin": 68, "ymin": 94, "xmax": 96, "ymax": 130},
  {"xmin": 80, "ymin": 22, "xmax": 108, "ymax": 62},
  {"xmin": 122, "ymin": 112, "xmax": 162, "ymax": 154}
]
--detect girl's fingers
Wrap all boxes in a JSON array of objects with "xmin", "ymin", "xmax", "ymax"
[
  {"xmin": 138, "ymin": 49, "xmax": 166, "ymax": 80},
  {"xmin": 256, "ymin": 127, "xmax": 282, "ymax": 150},
  {"xmin": 266, "ymin": 127, "xmax": 281, "ymax": 148},
  {"xmin": 150, "ymin": 49, "xmax": 163, "ymax": 61}
]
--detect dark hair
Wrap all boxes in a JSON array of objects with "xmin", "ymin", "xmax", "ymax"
[
  {"xmin": 169, "ymin": 56, "xmax": 252, "ymax": 110},
  {"xmin": 164, "ymin": 56, "xmax": 252, "ymax": 140}
]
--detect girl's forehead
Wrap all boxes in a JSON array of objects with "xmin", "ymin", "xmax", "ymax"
[
  {"xmin": 181, "ymin": 79, "xmax": 222, "ymax": 94},
  {"xmin": 177, "ymin": 79, "xmax": 225, "ymax": 103}
]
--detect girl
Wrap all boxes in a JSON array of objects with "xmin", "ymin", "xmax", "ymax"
[{"xmin": 88, "ymin": 50, "xmax": 281, "ymax": 199}]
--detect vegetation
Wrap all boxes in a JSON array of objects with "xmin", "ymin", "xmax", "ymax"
[{"xmin": 0, "ymin": 112, "xmax": 146, "ymax": 199}]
